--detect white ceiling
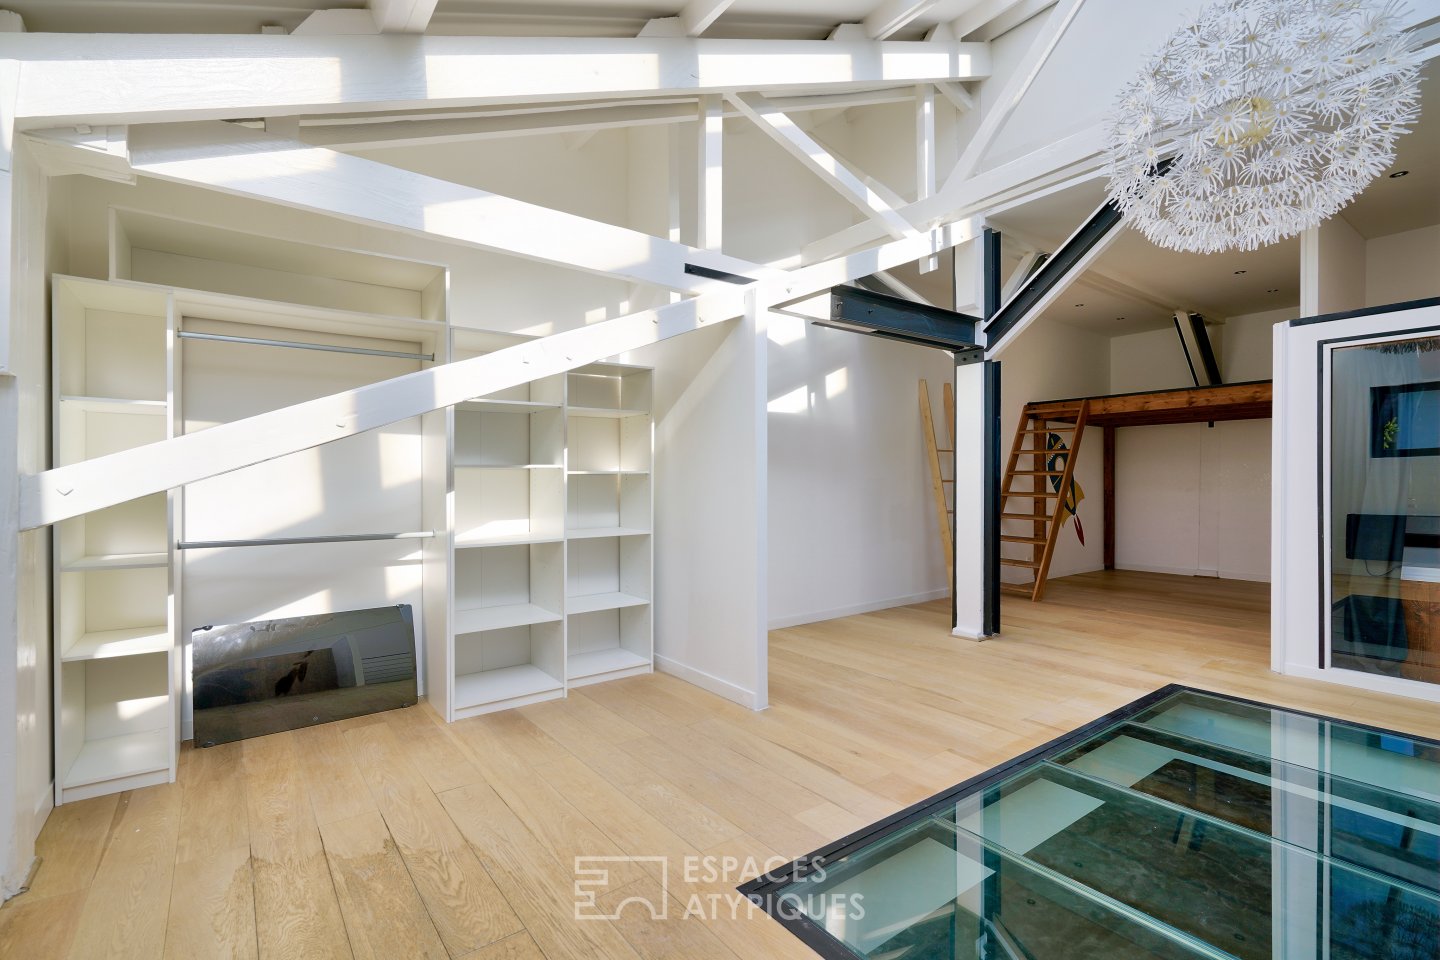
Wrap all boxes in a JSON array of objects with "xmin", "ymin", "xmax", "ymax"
[
  {"xmin": 3, "ymin": 0, "xmax": 1029, "ymax": 37},
  {"xmin": 987, "ymin": 62, "xmax": 1438, "ymax": 337}
]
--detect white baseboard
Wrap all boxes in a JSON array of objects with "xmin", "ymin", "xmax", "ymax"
[
  {"xmin": 767, "ymin": 588, "xmax": 949, "ymax": 630},
  {"xmin": 1113, "ymin": 561, "xmax": 1270, "ymax": 583},
  {"xmin": 654, "ymin": 654, "xmax": 765, "ymax": 710}
]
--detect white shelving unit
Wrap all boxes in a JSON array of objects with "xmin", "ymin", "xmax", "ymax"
[
  {"xmin": 565, "ymin": 363, "xmax": 654, "ymax": 688},
  {"xmin": 434, "ymin": 342, "xmax": 654, "ymax": 719},
  {"xmin": 51, "ymin": 276, "xmax": 179, "ymax": 804}
]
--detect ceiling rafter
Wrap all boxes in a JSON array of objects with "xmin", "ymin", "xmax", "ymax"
[
  {"xmin": 864, "ymin": 0, "xmax": 940, "ymax": 40},
  {"xmin": 726, "ymin": 91, "xmax": 917, "ymax": 240},
  {"xmin": 680, "ymin": 0, "xmax": 738, "ymax": 36},
  {"xmin": 370, "ymin": 0, "xmax": 440, "ymax": 34},
  {"xmin": 8, "ymin": 33, "xmax": 991, "ymax": 127}
]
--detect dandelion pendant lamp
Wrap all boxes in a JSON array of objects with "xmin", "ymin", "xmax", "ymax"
[{"xmin": 1105, "ymin": 0, "xmax": 1423, "ymax": 254}]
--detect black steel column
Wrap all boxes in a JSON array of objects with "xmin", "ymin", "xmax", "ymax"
[{"xmin": 982, "ymin": 228, "xmax": 1003, "ymax": 637}]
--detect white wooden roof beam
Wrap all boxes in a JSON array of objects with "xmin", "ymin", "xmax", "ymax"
[
  {"xmin": 865, "ymin": 0, "xmax": 940, "ymax": 40},
  {"xmin": 944, "ymin": 0, "xmax": 1086, "ymax": 187},
  {"xmin": 680, "ymin": 0, "xmax": 738, "ymax": 36},
  {"xmin": 38, "ymin": 122, "xmax": 768, "ymax": 296},
  {"xmin": 726, "ymin": 92, "xmax": 917, "ymax": 240},
  {"xmin": 20, "ymin": 216, "xmax": 982, "ymax": 532},
  {"xmin": 5, "ymin": 34, "xmax": 991, "ymax": 127},
  {"xmin": 370, "ymin": 0, "xmax": 440, "ymax": 34},
  {"xmin": 951, "ymin": 0, "xmax": 1056, "ymax": 41}
]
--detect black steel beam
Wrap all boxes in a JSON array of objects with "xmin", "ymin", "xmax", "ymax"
[
  {"xmin": 984, "ymin": 158, "xmax": 1174, "ymax": 351},
  {"xmin": 824, "ymin": 284, "xmax": 980, "ymax": 351},
  {"xmin": 981, "ymin": 226, "xmax": 1002, "ymax": 636}
]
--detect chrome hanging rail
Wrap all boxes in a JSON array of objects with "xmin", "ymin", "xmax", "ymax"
[
  {"xmin": 177, "ymin": 531, "xmax": 435, "ymax": 550},
  {"xmin": 177, "ymin": 330, "xmax": 434, "ymax": 362}
]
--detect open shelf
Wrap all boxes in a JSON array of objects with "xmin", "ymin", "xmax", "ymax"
[
  {"xmin": 454, "ymin": 664, "xmax": 563, "ymax": 710},
  {"xmin": 62, "ymin": 625, "xmax": 171, "ymax": 662},
  {"xmin": 61, "ymin": 552, "xmax": 169, "ymax": 571},
  {"xmin": 63, "ymin": 728, "xmax": 171, "ymax": 789},
  {"xmin": 566, "ymin": 406, "xmax": 649, "ymax": 419},
  {"xmin": 454, "ymin": 466, "xmax": 564, "ymax": 545},
  {"xmin": 454, "ymin": 603, "xmax": 562, "ymax": 634},
  {"xmin": 567, "ymin": 364, "xmax": 651, "ymax": 415},
  {"xmin": 568, "ymin": 413, "xmax": 651, "ymax": 473},
  {"xmin": 567, "ymin": 527, "xmax": 650, "ymax": 540},
  {"xmin": 58, "ymin": 653, "xmax": 172, "ymax": 796},
  {"xmin": 567, "ymin": 536, "xmax": 651, "ymax": 603},
  {"xmin": 59, "ymin": 396, "xmax": 167, "ymax": 416},
  {"xmin": 455, "ymin": 405, "xmax": 563, "ymax": 468},
  {"xmin": 567, "ymin": 592, "xmax": 649, "ymax": 615},
  {"xmin": 567, "ymin": 647, "xmax": 651, "ymax": 682},
  {"xmin": 452, "ymin": 620, "xmax": 565, "ymax": 715},
  {"xmin": 457, "ymin": 399, "xmax": 562, "ymax": 414},
  {"xmin": 454, "ymin": 532, "xmax": 565, "ymax": 548},
  {"xmin": 567, "ymin": 606, "xmax": 652, "ymax": 685}
]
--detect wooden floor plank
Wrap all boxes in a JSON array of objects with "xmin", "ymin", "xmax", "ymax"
[
  {"xmin": 17, "ymin": 571, "xmax": 1440, "ymax": 960},
  {"xmin": 343, "ymin": 721, "xmax": 523, "ymax": 955},
  {"xmin": 163, "ymin": 844, "xmax": 258, "ymax": 960},
  {"xmin": 319, "ymin": 811, "xmax": 449, "ymax": 960},
  {"xmin": 66, "ymin": 784, "xmax": 182, "ymax": 960},
  {"xmin": 241, "ymin": 734, "xmax": 352, "ymax": 960}
]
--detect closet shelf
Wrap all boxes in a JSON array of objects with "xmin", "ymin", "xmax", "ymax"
[
  {"xmin": 59, "ymin": 396, "xmax": 167, "ymax": 415},
  {"xmin": 457, "ymin": 399, "xmax": 562, "ymax": 414},
  {"xmin": 567, "ymin": 592, "xmax": 649, "ymax": 615},
  {"xmin": 62, "ymin": 552, "xmax": 169, "ymax": 571},
  {"xmin": 62, "ymin": 729, "xmax": 170, "ymax": 789},
  {"xmin": 454, "ymin": 603, "xmax": 562, "ymax": 635},
  {"xmin": 454, "ymin": 664, "xmax": 562, "ymax": 709},
  {"xmin": 568, "ymin": 647, "xmax": 651, "ymax": 681},
  {"xmin": 567, "ymin": 470, "xmax": 649, "ymax": 476},
  {"xmin": 566, "ymin": 527, "xmax": 650, "ymax": 540},
  {"xmin": 454, "ymin": 533, "xmax": 564, "ymax": 549},
  {"xmin": 567, "ymin": 406, "xmax": 649, "ymax": 419},
  {"xmin": 454, "ymin": 463, "xmax": 563, "ymax": 470},
  {"xmin": 63, "ymin": 626, "xmax": 171, "ymax": 662}
]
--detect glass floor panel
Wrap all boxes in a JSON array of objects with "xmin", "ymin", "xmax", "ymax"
[{"xmin": 741, "ymin": 686, "xmax": 1440, "ymax": 960}]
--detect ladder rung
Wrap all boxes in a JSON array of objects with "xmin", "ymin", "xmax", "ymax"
[
  {"xmin": 1010, "ymin": 470, "xmax": 1063, "ymax": 475},
  {"xmin": 937, "ymin": 448, "xmax": 954, "ymax": 453},
  {"xmin": 1000, "ymin": 535, "xmax": 1047, "ymax": 544},
  {"xmin": 1000, "ymin": 558, "xmax": 1041, "ymax": 568},
  {"xmin": 999, "ymin": 582, "xmax": 1035, "ymax": 595},
  {"xmin": 1002, "ymin": 512, "xmax": 1049, "ymax": 520},
  {"xmin": 941, "ymin": 479, "xmax": 954, "ymax": 484},
  {"xmin": 1022, "ymin": 427, "xmax": 1076, "ymax": 433},
  {"xmin": 1002, "ymin": 491, "xmax": 1061, "ymax": 498}
]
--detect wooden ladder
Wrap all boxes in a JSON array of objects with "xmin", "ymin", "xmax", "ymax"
[
  {"xmin": 999, "ymin": 399, "xmax": 1090, "ymax": 602},
  {"xmin": 919, "ymin": 379, "xmax": 955, "ymax": 584}
]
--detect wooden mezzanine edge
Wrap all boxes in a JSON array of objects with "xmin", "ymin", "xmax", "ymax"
[{"xmin": 1027, "ymin": 380, "xmax": 1273, "ymax": 428}]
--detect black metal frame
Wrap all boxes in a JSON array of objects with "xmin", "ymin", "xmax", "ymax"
[
  {"xmin": 980, "ymin": 227, "xmax": 1003, "ymax": 636},
  {"xmin": 735, "ymin": 682, "xmax": 1440, "ymax": 960},
  {"xmin": 822, "ymin": 284, "xmax": 981, "ymax": 355}
]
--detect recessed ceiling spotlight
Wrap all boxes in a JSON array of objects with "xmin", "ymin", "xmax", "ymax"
[
  {"xmin": 1116, "ymin": 316, "xmax": 1126, "ymax": 321},
  {"xmin": 1234, "ymin": 269, "xmax": 1248, "ymax": 275},
  {"xmin": 1389, "ymin": 170, "xmax": 1410, "ymax": 178},
  {"xmin": 1074, "ymin": 303, "xmax": 1085, "ymax": 307},
  {"xmin": 1267, "ymin": 288, "xmax": 1280, "ymax": 293}
]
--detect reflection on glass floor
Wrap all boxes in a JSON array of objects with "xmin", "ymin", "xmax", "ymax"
[{"xmin": 746, "ymin": 688, "xmax": 1440, "ymax": 960}]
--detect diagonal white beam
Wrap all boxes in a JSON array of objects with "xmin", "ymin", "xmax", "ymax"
[
  {"xmin": 934, "ymin": 80, "xmax": 975, "ymax": 113},
  {"xmin": 680, "ymin": 0, "xmax": 737, "ymax": 36},
  {"xmin": 71, "ymin": 122, "xmax": 768, "ymax": 296},
  {"xmin": 20, "ymin": 218, "xmax": 982, "ymax": 531},
  {"xmin": 725, "ymin": 92, "xmax": 917, "ymax": 240},
  {"xmin": 951, "ymin": 0, "xmax": 1055, "ymax": 40},
  {"xmin": 6, "ymin": 34, "xmax": 991, "ymax": 127},
  {"xmin": 370, "ymin": 0, "xmax": 440, "ymax": 33},
  {"xmin": 865, "ymin": 0, "xmax": 940, "ymax": 40},
  {"xmin": 944, "ymin": 0, "xmax": 1086, "ymax": 186}
]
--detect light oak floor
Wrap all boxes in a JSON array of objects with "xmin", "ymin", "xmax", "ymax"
[{"xmin": 5, "ymin": 570, "xmax": 1439, "ymax": 960}]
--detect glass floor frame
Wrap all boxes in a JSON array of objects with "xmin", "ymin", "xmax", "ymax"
[{"xmin": 737, "ymin": 684, "xmax": 1440, "ymax": 960}]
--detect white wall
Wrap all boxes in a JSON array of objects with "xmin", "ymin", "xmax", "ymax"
[
  {"xmin": 1366, "ymin": 224, "xmax": 1440, "ymax": 307},
  {"xmin": 997, "ymin": 318, "xmax": 1110, "ymax": 581},
  {"xmin": 1106, "ymin": 309, "xmax": 1289, "ymax": 583}
]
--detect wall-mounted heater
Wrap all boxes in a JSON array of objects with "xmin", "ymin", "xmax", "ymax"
[{"xmin": 192, "ymin": 604, "xmax": 417, "ymax": 747}]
